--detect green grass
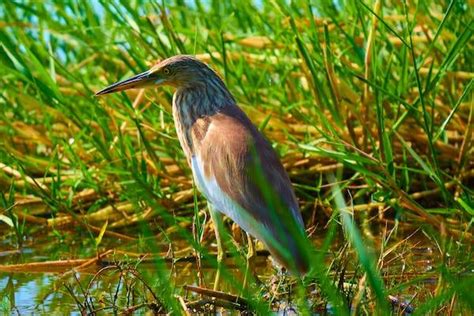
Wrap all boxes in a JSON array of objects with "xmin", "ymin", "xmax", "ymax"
[{"xmin": 0, "ymin": 0, "xmax": 473, "ymax": 314}]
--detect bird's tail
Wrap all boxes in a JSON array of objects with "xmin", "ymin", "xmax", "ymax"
[{"xmin": 265, "ymin": 225, "xmax": 311, "ymax": 276}]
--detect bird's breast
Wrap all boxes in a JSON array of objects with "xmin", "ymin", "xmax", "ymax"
[
  {"xmin": 172, "ymin": 90, "xmax": 216, "ymax": 165},
  {"xmin": 172, "ymin": 105, "xmax": 192, "ymax": 162}
]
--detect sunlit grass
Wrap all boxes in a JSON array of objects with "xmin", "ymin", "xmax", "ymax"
[{"xmin": 0, "ymin": 0, "xmax": 473, "ymax": 314}]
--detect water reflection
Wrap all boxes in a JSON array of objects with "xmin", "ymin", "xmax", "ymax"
[{"xmin": 0, "ymin": 228, "xmax": 469, "ymax": 314}]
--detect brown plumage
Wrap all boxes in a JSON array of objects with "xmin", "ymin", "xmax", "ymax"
[{"xmin": 96, "ymin": 55, "xmax": 310, "ymax": 275}]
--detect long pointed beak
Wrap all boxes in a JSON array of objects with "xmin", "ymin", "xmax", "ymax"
[{"xmin": 95, "ymin": 70, "xmax": 158, "ymax": 96}]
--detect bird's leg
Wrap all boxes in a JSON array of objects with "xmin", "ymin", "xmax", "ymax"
[
  {"xmin": 242, "ymin": 232, "xmax": 256, "ymax": 290},
  {"xmin": 208, "ymin": 204, "xmax": 224, "ymax": 291}
]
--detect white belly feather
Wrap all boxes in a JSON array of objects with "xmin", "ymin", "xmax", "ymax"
[{"xmin": 191, "ymin": 155, "xmax": 268, "ymax": 244}]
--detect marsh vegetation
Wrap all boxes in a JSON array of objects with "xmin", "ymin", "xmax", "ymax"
[{"xmin": 0, "ymin": 1, "xmax": 473, "ymax": 314}]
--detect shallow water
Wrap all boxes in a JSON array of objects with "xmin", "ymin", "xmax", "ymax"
[{"xmin": 0, "ymin": 226, "xmax": 470, "ymax": 314}]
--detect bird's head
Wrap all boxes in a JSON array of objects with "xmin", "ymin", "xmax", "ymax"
[{"xmin": 95, "ymin": 55, "xmax": 213, "ymax": 95}]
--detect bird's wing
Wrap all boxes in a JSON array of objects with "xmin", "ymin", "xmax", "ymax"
[{"xmin": 190, "ymin": 105, "xmax": 309, "ymax": 273}]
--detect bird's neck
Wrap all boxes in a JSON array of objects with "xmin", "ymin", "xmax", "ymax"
[{"xmin": 174, "ymin": 77, "xmax": 234, "ymax": 124}]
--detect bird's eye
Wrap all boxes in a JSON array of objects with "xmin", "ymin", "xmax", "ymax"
[{"xmin": 163, "ymin": 68, "xmax": 170, "ymax": 75}]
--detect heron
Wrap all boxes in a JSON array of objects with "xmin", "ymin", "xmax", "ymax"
[{"xmin": 96, "ymin": 55, "xmax": 310, "ymax": 287}]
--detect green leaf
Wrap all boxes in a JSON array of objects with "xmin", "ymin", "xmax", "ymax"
[{"xmin": 457, "ymin": 197, "xmax": 474, "ymax": 216}]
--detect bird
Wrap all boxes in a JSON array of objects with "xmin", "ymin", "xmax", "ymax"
[{"xmin": 96, "ymin": 55, "xmax": 310, "ymax": 285}]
